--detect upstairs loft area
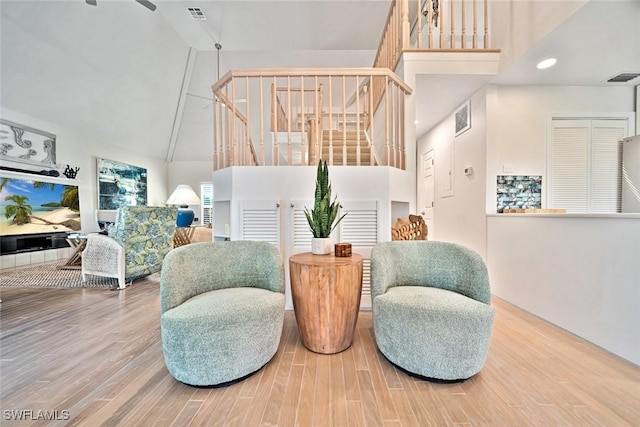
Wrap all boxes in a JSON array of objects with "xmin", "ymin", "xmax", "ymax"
[{"xmin": 209, "ymin": 0, "xmax": 499, "ymax": 171}]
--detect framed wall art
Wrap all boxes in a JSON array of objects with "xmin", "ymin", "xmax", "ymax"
[
  {"xmin": 454, "ymin": 100, "xmax": 471, "ymax": 136},
  {"xmin": 97, "ymin": 157, "xmax": 147, "ymax": 209},
  {"xmin": 0, "ymin": 119, "xmax": 57, "ymax": 165}
]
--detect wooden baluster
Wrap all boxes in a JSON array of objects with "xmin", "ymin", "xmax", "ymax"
[
  {"xmin": 369, "ymin": 80, "xmax": 374, "ymax": 166},
  {"xmin": 313, "ymin": 78, "xmax": 320, "ymax": 165},
  {"xmin": 212, "ymin": 94, "xmax": 218, "ymax": 170},
  {"xmin": 417, "ymin": 0, "xmax": 422, "ymax": 49},
  {"xmin": 439, "ymin": 0, "xmax": 444, "ymax": 48},
  {"xmin": 224, "ymin": 84, "xmax": 232, "ymax": 167},
  {"xmin": 232, "ymin": 78, "xmax": 238, "ymax": 166},
  {"xmin": 287, "ymin": 76, "xmax": 292, "ymax": 166},
  {"xmin": 396, "ymin": 84, "xmax": 401, "ymax": 168},
  {"xmin": 398, "ymin": 87, "xmax": 407, "ymax": 170},
  {"xmin": 484, "ymin": 0, "xmax": 489, "ymax": 48},
  {"xmin": 426, "ymin": 0, "xmax": 432, "ymax": 49},
  {"xmin": 259, "ymin": 76, "xmax": 265, "ymax": 166},
  {"xmin": 328, "ymin": 76, "xmax": 333, "ymax": 165},
  {"xmin": 473, "ymin": 0, "xmax": 478, "ymax": 49},
  {"xmin": 384, "ymin": 75, "xmax": 389, "ymax": 166},
  {"xmin": 272, "ymin": 79, "xmax": 278, "ymax": 166},
  {"xmin": 401, "ymin": 0, "xmax": 409, "ymax": 53},
  {"xmin": 450, "ymin": 0, "xmax": 455, "ymax": 48},
  {"xmin": 391, "ymin": 80, "xmax": 396, "ymax": 168},
  {"xmin": 342, "ymin": 76, "xmax": 347, "ymax": 166},
  {"xmin": 356, "ymin": 76, "xmax": 361, "ymax": 167},
  {"xmin": 245, "ymin": 77, "xmax": 251, "ymax": 166},
  {"xmin": 462, "ymin": 0, "xmax": 466, "ymax": 49},
  {"xmin": 300, "ymin": 76, "xmax": 306, "ymax": 165}
]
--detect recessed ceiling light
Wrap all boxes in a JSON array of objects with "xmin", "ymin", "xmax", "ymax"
[
  {"xmin": 414, "ymin": 120, "xmax": 419, "ymax": 125},
  {"xmin": 536, "ymin": 58, "xmax": 557, "ymax": 70}
]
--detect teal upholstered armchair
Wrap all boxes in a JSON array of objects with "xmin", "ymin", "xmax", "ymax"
[
  {"xmin": 160, "ymin": 240, "xmax": 285, "ymax": 386},
  {"xmin": 371, "ymin": 241, "xmax": 495, "ymax": 381},
  {"xmin": 82, "ymin": 206, "xmax": 177, "ymax": 289}
]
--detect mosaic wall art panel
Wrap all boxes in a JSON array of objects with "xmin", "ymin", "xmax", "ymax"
[{"xmin": 497, "ymin": 175, "xmax": 542, "ymax": 213}]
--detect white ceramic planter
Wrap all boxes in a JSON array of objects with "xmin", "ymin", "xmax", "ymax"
[{"xmin": 311, "ymin": 237, "xmax": 332, "ymax": 255}]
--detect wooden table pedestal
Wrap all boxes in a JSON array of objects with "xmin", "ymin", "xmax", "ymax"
[{"xmin": 289, "ymin": 252, "xmax": 363, "ymax": 354}]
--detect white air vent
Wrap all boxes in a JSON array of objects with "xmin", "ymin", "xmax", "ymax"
[
  {"xmin": 606, "ymin": 72, "xmax": 640, "ymax": 83},
  {"xmin": 187, "ymin": 7, "xmax": 206, "ymax": 20}
]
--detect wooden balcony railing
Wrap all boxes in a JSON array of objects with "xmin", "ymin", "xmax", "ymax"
[
  {"xmin": 375, "ymin": 0, "xmax": 495, "ymax": 73},
  {"xmin": 211, "ymin": 69, "xmax": 412, "ymax": 170}
]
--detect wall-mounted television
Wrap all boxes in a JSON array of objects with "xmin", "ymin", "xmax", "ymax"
[{"xmin": 0, "ymin": 174, "xmax": 81, "ymax": 253}]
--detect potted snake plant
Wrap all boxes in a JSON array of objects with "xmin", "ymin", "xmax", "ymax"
[{"xmin": 304, "ymin": 160, "xmax": 347, "ymax": 255}]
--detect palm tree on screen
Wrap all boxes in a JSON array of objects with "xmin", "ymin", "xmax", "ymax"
[{"xmin": 4, "ymin": 194, "xmax": 32, "ymax": 225}]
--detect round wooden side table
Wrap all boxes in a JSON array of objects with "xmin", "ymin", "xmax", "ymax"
[{"xmin": 289, "ymin": 252, "xmax": 363, "ymax": 354}]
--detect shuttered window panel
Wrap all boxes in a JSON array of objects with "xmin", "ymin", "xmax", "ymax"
[
  {"xmin": 550, "ymin": 119, "xmax": 627, "ymax": 213},
  {"xmin": 240, "ymin": 201, "xmax": 280, "ymax": 247},
  {"xmin": 362, "ymin": 259, "xmax": 371, "ymax": 298},
  {"xmin": 590, "ymin": 122, "xmax": 625, "ymax": 213},
  {"xmin": 292, "ymin": 205, "xmax": 313, "ymax": 247},
  {"xmin": 550, "ymin": 121, "xmax": 589, "ymax": 213},
  {"xmin": 339, "ymin": 209, "xmax": 378, "ymax": 246},
  {"xmin": 338, "ymin": 201, "xmax": 378, "ymax": 308},
  {"xmin": 200, "ymin": 183, "xmax": 213, "ymax": 225}
]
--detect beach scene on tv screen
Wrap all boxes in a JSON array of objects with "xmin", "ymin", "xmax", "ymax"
[{"xmin": 0, "ymin": 177, "xmax": 81, "ymax": 236}]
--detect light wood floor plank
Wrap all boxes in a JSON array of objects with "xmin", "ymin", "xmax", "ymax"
[
  {"xmin": 294, "ymin": 349, "xmax": 317, "ymax": 426},
  {"xmin": 312, "ymin": 352, "xmax": 331, "ymax": 427},
  {"xmin": 1, "ymin": 280, "xmax": 639, "ymax": 426}
]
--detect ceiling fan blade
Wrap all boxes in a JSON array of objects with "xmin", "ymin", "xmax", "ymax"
[
  {"xmin": 134, "ymin": 0, "xmax": 156, "ymax": 12},
  {"xmin": 86, "ymin": 0, "xmax": 97, "ymax": 5}
]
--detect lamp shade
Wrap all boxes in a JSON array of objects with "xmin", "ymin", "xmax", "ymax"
[
  {"xmin": 166, "ymin": 185, "xmax": 201, "ymax": 207},
  {"xmin": 166, "ymin": 185, "xmax": 201, "ymax": 227}
]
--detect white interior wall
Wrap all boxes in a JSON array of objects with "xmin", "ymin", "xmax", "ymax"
[
  {"xmin": 484, "ymin": 84, "xmax": 640, "ymax": 366},
  {"xmin": 416, "ymin": 88, "xmax": 489, "ymax": 259},
  {"xmin": 486, "ymin": 85, "xmax": 636, "ymax": 212},
  {"xmin": 487, "ymin": 214, "xmax": 640, "ymax": 366},
  {"xmin": 490, "ymin": 0, "xmax": 587, "ymax": 68},
  {"xmin": 1, "ymin": 108, "xmax": 170, "ymax": 233}
]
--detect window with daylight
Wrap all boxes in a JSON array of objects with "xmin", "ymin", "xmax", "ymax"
[
  {"xmin": 200, "ymin": 183, "xmax": 213, "ymax": 225},
  {"xmin": 549, "ymin": 118, "xmax": 628, "ymax": 213}
]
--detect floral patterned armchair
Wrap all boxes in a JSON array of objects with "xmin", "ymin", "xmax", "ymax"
[{"xmin": 82, "ymin": 206, "xmax": 177, "ymax": 289}]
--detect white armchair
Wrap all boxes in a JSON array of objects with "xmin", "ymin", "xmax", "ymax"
[
  {"xmin": 82, "ymin": 206, "xmax": 177, "ymax": 289},
  {"xmin": 82, "ymin": 234, "xmax": 126, "ymax": 288}
]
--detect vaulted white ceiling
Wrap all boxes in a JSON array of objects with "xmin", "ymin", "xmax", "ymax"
[{"xmin": 1, "ymin": 0, "xmax": 639, "ymax": 163}]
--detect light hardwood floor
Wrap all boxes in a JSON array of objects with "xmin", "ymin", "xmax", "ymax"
[{"xmin": 1, "ymin": 277, "xmax": 639, "ymax": 426}]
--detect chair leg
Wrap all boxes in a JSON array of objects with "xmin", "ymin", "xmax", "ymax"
[{"xmin": 118, "ymin": 276, "xmax": 126, "ymax": 289}]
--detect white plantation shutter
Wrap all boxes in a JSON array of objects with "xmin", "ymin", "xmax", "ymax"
[
  {"xmin": 240, "ymin": 200, "xmax": 281, "ymax": 248},
  {"xmin": 289, "ymin": 200, "xmax": 314, "ymax": 254},
  {"xmin": 337, "ymin": 201, "xmax": 379, "ymax": 309},
  {"xmin": 550, "ymin": 120, "xmax": 589, "ymax": 212},
  {"xmin": 200, "ymin": 183, "xmax": 213, "ymax": 225},
  {"xmin": 590, "ymin": 121, "xmax": 625, "ymax": 213},
  {"xmin": 550, "ymin": 119, "xmax": 627, "ymax": 213}
]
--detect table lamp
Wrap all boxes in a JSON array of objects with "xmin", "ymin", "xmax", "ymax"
[{"xmin": 166, "ymin": 184, "xmax": 201, "ymax": 227}]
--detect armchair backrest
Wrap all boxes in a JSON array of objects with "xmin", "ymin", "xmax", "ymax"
[
  {"xmin": 371, "ymin": 241, "xmax": 491, "ymax": 304},
  {"xmin": 113, "ymin": 206, "xmax": 177, "ymax": 279},
  {"xmin": 160, "ymin": 240, "xmax": 285, "ymax": 314}
]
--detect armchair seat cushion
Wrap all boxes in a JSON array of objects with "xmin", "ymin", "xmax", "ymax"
[
  {"xmin": 374, "ymin": 286, "xmax": 494, "ymax": 381},
  {"xmin": 161, "ymin": 286, "xmax": 285, "ymax": 386}
]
